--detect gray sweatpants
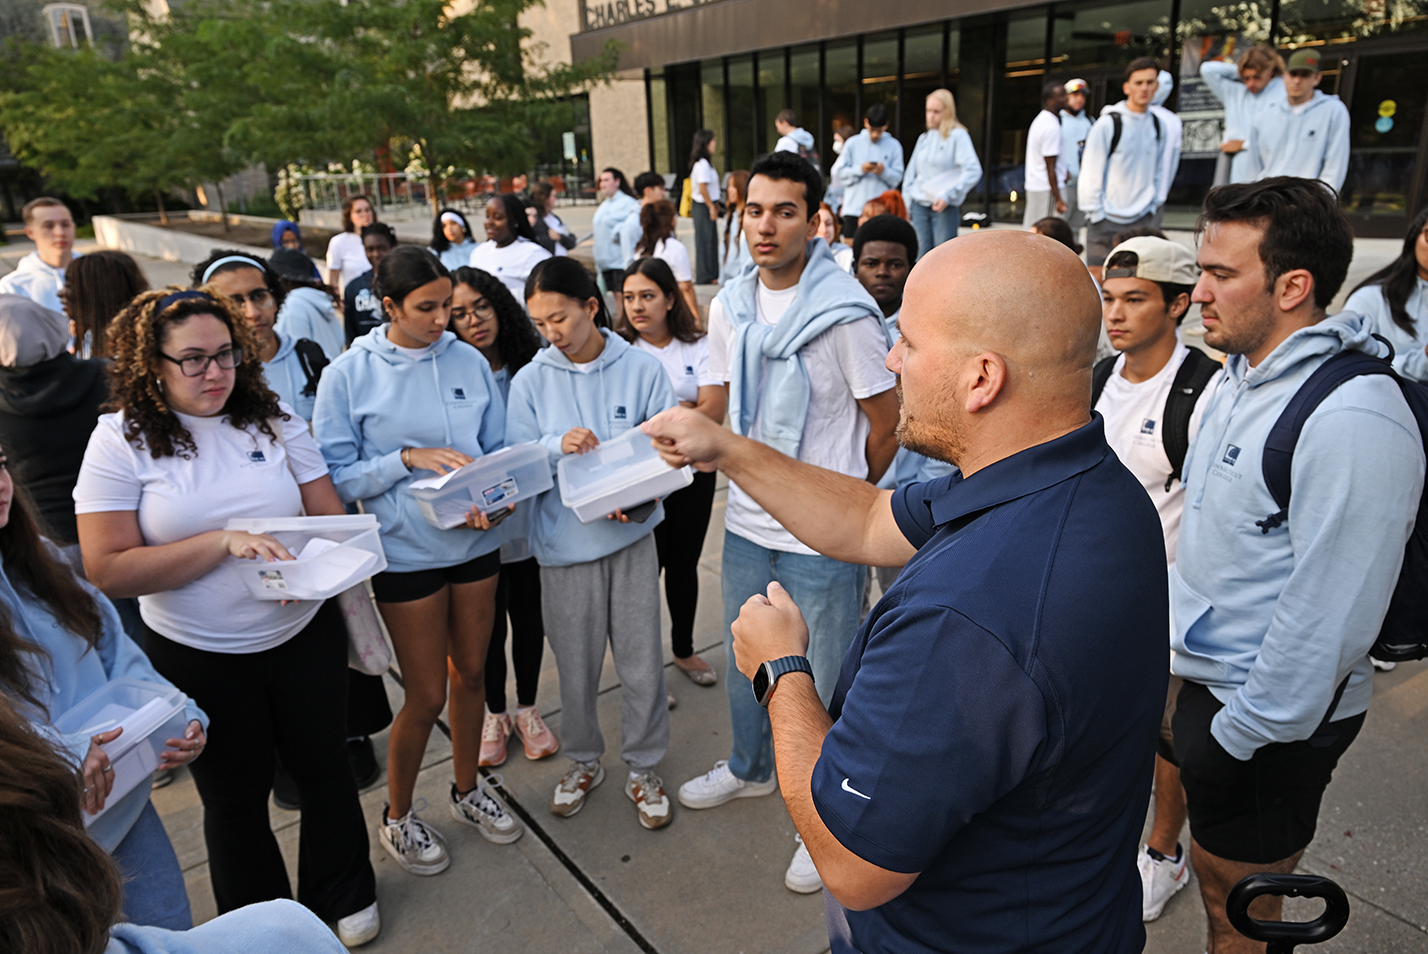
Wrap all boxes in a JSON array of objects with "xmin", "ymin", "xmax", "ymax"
[{"xmin": 540, "ymin": 533, "xmax": 669, "ymax": 772}]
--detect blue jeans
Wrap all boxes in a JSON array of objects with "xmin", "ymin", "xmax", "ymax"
[
  {"xmin": 722, "ymin": 532, "xmax": 864, "ymax": 782},
  {"xmin": 113, "ymin": 799, "xmax": 192, "ymax": 930},
  {"xmin": 910, "ymin": 202, "xmax": 959, "ymax": 260}
]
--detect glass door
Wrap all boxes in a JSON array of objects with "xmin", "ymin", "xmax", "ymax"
[{"xmin": 1339, "ymin": 49, "xmax": 1427, "ymax": 237}]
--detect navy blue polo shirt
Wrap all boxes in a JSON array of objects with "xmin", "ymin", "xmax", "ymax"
[{"xmin": 812, "ymin": 415, "xmax": 1168, "ymax": 954}]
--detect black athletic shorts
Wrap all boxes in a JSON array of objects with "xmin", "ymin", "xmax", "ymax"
[
  {"xmin": 1171, "ymin": 679, "xmax": 1364, "ymax": 864},
  {"xmin": 842, "ymin": 215, "xmax": 860, "ymax": 240},
  {"xmin": 370, "ymin": 551, "xmax": 501, "ymax": 603}
]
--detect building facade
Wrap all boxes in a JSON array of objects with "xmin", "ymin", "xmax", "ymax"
[{"xmin": 566, "ymin": 0, "xmax": 1427, "ymax": 235}]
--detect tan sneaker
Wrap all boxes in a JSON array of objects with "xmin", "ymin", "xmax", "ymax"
[
  {"xmin": 625, "ymin": 771, "xmax": 672, "ymax": 830},
  {"xmin": 512, "ymin": 706, "xmax": 559, "ymax": 760},
  {"xmin": 479, "ymin": 710, "xmax": 512, "ymax": 767},
  {"xmin": 550, "ymin": 760, "xmax": 604, "ymax": 818}
]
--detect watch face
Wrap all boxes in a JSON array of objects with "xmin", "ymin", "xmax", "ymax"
[{"xmin": 752, "ymin": 665, "xmax": 770, "ymax": 702}]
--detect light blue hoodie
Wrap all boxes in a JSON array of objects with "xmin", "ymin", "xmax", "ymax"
[
  {"xmin": 1078, "ymin": 102, "xmax": 1165, "ymax": 224},
  {"xmin": 1199, "ymin": 61, "xmax": 1286, "ymax": 183},
  {"xmin": 106, "ymin": 899, "xmax": 346, "ymax": 954},
  {"xmin": 1172, "ymin": 311, "xmax": 1424, "ymax": 760},
  {"xmin": 831, "ymin": 128, "xmax": 905, "ymax": 218},
  {"xmin": 1059, "ymin": 109, "xmax": 1095, "ymax": 178},
  {"xmin": 618, "ymin": 206, "xmax": 647, "ymax": 269},
  {"xmin": 774, "ymin": 127, "xmax": 816, "ymax": 155},
  {"xmin": 1247, "ymin": 89, "xmax": 1351, "ymax": 193},
  {"xmin": 434, "ymin": 240, "xmax": 478, "ymax": 272},
  {"xmin": 902, "ymin": 127, "xmax": 982, "ymax": 210},
  {"xmin": 261, "ymin": 331, "xmax": 321, "ymax": 422},
  {"xmin": 7, "ymin": 548, "xmax": 207, "ymax": 853},
  {"xmin": 313, "ymin": 325, "xmax": 506, "ymax": 572},
  {"xmin": 275, "ymin": 286, "xmax": 344, "ymax": 361},
  {"xmin": 592, "ymin": 191, "xmax": 641, "ymax": 272},
  {"xmin": 505, "ymin": 329, "xmax": 676, "ymax": 568},
  {"xmin": 1345, "ymin": 277, "xmax": 1428, "ymax": 381}
]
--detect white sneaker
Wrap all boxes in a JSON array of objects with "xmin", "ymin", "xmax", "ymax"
[
  {"xmin": 378, "ymin": 801, "xmax": 449, "ymax": 876},
  {"xmin": 677, "ymin": 760, "xmax": 778, "ymax": 809},
  {"xmin": 784, "ymin": 834, "xmax": 822, "ymax": 894},
  {"xmin": 336, "ymin": 900, "xmax": 380, "ymax": 947},
  {"xmin": 449, "ymin": 778, "xmax": 523, "ymax": 844},
  {"xmin": 1371, "ymin": 656, "xmax": 1398, "ymax": 672},
  {"xmin": 1139, "ymin": 844, "xmax": 1188, "ymax": 921}
]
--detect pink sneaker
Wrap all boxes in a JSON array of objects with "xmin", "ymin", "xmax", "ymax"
[
  {"xmin": 479, "ymin": 711, "xmax": 512, "ymax": 767},
  {"xmin": 512, "ymin": 706, "xmax": 559, "ymax": 760}
]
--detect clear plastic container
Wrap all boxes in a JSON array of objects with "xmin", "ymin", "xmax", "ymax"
[
  {"xmin": 53, "ymin": 678, "xmax": 189, "ymax": 826},
  {"xmin": 558, "ymin": 427, "xmax": 693, "ymax": 524},
  {"xmin": 408, "ymin": 442, "xmax": 553, "ymax": 530},
  {"xmin": 224, "ymin": 514, "xmax": 387, "ymax": 601}
]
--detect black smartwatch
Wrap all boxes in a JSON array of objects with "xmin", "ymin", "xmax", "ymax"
[{"xmin": 752, "ymin": 655, "xmax": 814, "ymax": 707}]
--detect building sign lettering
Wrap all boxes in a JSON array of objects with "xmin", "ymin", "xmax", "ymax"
[{"xmin": 581, "ymin": 0, "xmax": 727, "ymax": 31}]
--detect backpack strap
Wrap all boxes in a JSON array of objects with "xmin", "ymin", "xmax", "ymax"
[
  {"xmin": 1090, "ymin": 355, "xmax": 1118, "ymax": 409},
  {"xmin": 1108, "ymin": 113, "xmax": 1122, "ymax": 159},
  {"xmin": 1152, "ymin": 112, "xmax": 1161, "ymax": 142},
  {"xmin": 1161, "ymin": 348, "xmax": 1221, "ymax": 491},
  {"xmin": 1257, "ymin": 346, "xmax": 1397, "ymax": 534},
  {"xmin": 293, "ymin": 338, "xmax": 330, "ymax": 398}
]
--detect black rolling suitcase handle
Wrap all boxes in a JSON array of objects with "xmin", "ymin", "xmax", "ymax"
[{"xmin": 1226, "ymin": 874, "xmax": 1350, "ymax": 953}]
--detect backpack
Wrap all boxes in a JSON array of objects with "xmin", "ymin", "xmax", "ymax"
[
  {"xmin": 293, "ymin": 338, "xmax": 329, "ymax": 398},
  {"xmin": 795, "ymin": 140, "xmax": 822, "ymax": 173},
  {"xmin": 1253, "ymin": 336, "xmax": 1428, "ymax": 663},
  {"xmin": 1091, "ymin": 347, "xmax": 1220, "ymax": 490},
  {"xmin": 1107, "ymin": 110, "xmax": 1161, "ymax": 160}
]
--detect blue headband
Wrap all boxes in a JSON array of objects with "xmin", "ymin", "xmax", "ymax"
[{"xmin": 155, "ymin": 290, "xmax": 216, "ymax": 312}]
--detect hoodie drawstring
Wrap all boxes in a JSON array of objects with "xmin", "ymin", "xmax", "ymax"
[{"xmin": 430, "ymin": 352, "xmax": 453, "ymax": 447}]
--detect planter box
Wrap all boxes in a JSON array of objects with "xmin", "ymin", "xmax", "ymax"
[{"xmin": 93, "ymin": 215, "xmax": 269, "ymax": 265}]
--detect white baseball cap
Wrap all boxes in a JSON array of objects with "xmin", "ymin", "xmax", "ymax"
[{"xmin": 1104, "ymin": 236, "xmax": 1198, "ymax": 285}]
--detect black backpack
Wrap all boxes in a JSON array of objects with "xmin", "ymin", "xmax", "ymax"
[
  {"xmin": 1107, "ymin": 110, "xmax": 1161, "ymax": 159},
  {"xmin": 293, "ymin": 338, "xmax": 329, "ymax": 398},
  {"xmin": 1091, "ymin": 347, "xmax": 1221, "ymax": 491},
  {"xmin": 1253, "ymin": 336, "xmax": 1428, "ymax": 663}
]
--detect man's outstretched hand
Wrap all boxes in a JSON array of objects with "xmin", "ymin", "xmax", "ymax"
[{"xmin": 642, "ymin": 407, "xmax": 729, "ymax": 472}]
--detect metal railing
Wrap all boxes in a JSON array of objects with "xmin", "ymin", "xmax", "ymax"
[{"xmin": 295, "ymin": 169, "xmax": 599, "ymax": 215}]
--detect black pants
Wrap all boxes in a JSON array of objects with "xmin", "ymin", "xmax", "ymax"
[
  {"xmin": 692, "ymin": 207, "xmax": 720, "ymax": 284},
  {"xmin": 652, "ymin": 470, "xmax": 717, "ymax": 659},
  {"xmin": 144, "ymin": 601, "xmax": 376, "ymax": 921},
  {"xmin": 485, "ymin": 557, "xmax": 545, "ymax": 712}
]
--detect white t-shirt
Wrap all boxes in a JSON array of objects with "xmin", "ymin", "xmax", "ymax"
[
  {"xmin": 325, "ymin": 231, "xmax": 370, "ymax": 295},
  {"xmin": 1025, "ymin": 110, "xmax": 1066, "ymax": 193},
  {"xmin": 709, "ymin": 283, "xmax": 896, "ymax": 554},
  {"xmin": 643, "ymin": 237, "xmax": 692, "ymax": 283},
  {"xmin": 632, "ymin": 334, "xmax": 717, "ymax": 403},
  {"xmin": 691, "ymin": 159, "xmax": 721, "ymax": 204},
  {"xmin": 73, "ymin": 405, "xmax": 331, "ymax": 653},
  {"xmin": 1093, "ymin": 342, "xmax": 1221, "ymax": 565},
  {"xmin": 469, "ymin": 238, "xmax": 552, "ymax": 302}
]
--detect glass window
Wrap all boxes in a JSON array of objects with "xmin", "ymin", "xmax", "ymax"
[
  {"xmin": 699, "ymin": 59, "xmax": 726, "ymax": 176},
  {"xmin": 1175, "ymin": 0, "xmax": 1274, "ymax": 164},
  {"xmin": 863, "ymin": 32, "xmax": 900, "ymax": 136},
  {"xmin": 902, "ymin": 24, "xmax": 948, "ymax": 153},
  {"xmin": 648, "ymin": 69, "xmax": 670, "ymax": 175},
  {"xmin": 758, "ymin": 49, "xmax": 788, "ymax": 155},
  {"xmin": 995, "ymin": 8, "xmax": 1050, "ymax": 221},
  {"xmin": 727, "ymin": 54, "xmax": 756, "ymax": 175},
  {"xmin": 789, "ymin": 45, "xmax": 822, "ymax": 166},
  {"xmin": 1341, "ymin": 51, "xmax": 1426, "ymax": 217},
  {"xmin": 826, "ymin": 39, "xmax": 859, "ymax": 156},
  {"xmin": 957, "ymin": 19, "xmax": 994, "ymax": 212},
  {"xmin": 1051, "ymin": 0, "xmax": 1172, "ymax": 74},
  {"xmin": 1278, "ymin": 0, "xmax": 1428, "ymax": 45}
]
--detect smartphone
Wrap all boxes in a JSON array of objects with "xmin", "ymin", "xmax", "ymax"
[{"xmin": 622, "ymin": 499, "xmax": 659, "ymax": 523}]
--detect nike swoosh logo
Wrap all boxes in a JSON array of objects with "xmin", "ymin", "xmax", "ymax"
[{"xmin": 841, "ymin": 778, "xmax": 871, "ymax": 800}]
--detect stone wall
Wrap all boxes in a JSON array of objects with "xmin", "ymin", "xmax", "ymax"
[{"xmin": 589, "ymin": 70, "xmax": 650, "ymax": 178}]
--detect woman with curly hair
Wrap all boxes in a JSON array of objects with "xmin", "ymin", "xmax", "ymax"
[
  {"xmin": 446, "ymin": 266, "xmax": 557, "ymax": 767},
  {"xmin": 72, "ymin": 289, "xmax": 380, "ymax": 946}
]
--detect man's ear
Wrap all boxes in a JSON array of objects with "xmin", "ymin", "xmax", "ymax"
[{"xmin": 1275, "ymin": 269, "xmax": 1316, "ymax": 313}]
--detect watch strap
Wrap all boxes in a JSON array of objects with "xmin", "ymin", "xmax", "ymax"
[{"xmin": 755, "ymin": 655, "xmax": 814, "ymax": 706}]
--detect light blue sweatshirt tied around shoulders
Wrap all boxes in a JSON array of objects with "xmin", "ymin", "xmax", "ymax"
[
  {"xmin": 720, "ymin": 238, "xmax": 884, "ymax": 459},
  {"xmin": 1246, "ymin": 89, "xmax": 1351, "ymax": 193},
  {"xmin": 1172, "ymin": 311, "xmax": 1425, "ymax": 761},
  {"xmin": 592, "ymin": 191, "xmax": 641, "ymax": 272},
  {"xmin": 505, "ymin": 329, "xmax": 677, "ymax": 568},
  {"xmin": 1077, "ymin": 102, "xmax": 1165, "ymax": 224},
  {"xmin": 831, "ymin": 129, "xmax": 905, "ymax": 218},
  {"xmin": 275, "ymin": 286, "xmax": 344, "ymax": 362},
  {"xmin": 902, "ymin": 127, "xmax": 982, "ymax": 210},
  {"xmin": 1345, "ymin": 277, "xmax": 1428, "ymax": 382},
  {"xmin": 313, "ymin": 325, "xmax": 506, "ymax": 572},
  {"xmin": 5, "ymin": 547, "xmax": 207, "ymax": 853}
]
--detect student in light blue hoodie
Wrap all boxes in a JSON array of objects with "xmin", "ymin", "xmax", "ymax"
[
  {"xmin": 902, "ymin": 89, "xmax": 982, "ymax": 258},
  {"xmin": 1344, "ymin": 204, "xmax": 1428, "ymax": 382},
  {"xmin": 269, "ymin": 248, "xmax": 346, "ymax": 360},
  {"xmin": 1172, "ymin": 179, "xmax": 1424, "ymax": 952},
  {"xmin": 1244, "ymin": 48, "xmax": 1350, "ymax": 193},
  {"xmin": 506, "ymin": 256, "xmax": 677, "ymax": 832},
  {"xmin": 830, "ymin": 103, "xmax": 905, "ymax": 238},
  {"xmin": 592, "ymin": 168, "xmax": 641, "ymax": 307},
  {"xmin": 1, "ymin": 462, "xmax": 206, "ymax": 931},
  {"xmin": 314, "ymin": 246, "xmax": 524, "ymax": 879},
  {"xmin": 429, "ymin": 208, "xmax": 479, "ymax": 271},
  {"xmin": 1199, "ymin": 44, "xmax": 1286, "ymax": 185}
]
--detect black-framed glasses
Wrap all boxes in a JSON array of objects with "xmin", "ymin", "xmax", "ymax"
[
  {"xmin": 226, "ymin": 288, "xmax": 274, "ymax": 309},
  {"xmin": 450, "ymin": 299, "xmax": 497, "ymax": 324},
  {"xmin": 160, "ymin": 347, "xmax": 243, "ymax": 377}
]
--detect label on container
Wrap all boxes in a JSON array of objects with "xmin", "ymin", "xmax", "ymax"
[
  {"xmin": 482, "ymin": 476, "xmax": 519, "ymax": 508},
  {"xmin": 258, "ymin": 569, "xmax": 289, "ymax": 591}
]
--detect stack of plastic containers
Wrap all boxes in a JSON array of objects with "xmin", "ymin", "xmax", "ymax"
[
  {"xmin": 224, "ymin": 513, "xmax": 387, "ymax": 601},
  {"xmin": 408, "ymin": 442, "xmax": 553, "ymax": 529},
  {"xmin": 557, "ymin": 428, "xmax": 693, "ymax": 524}
]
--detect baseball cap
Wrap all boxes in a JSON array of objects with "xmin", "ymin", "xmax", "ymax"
[
  {"xmin": 1285, "ymin": 48, "xmax": 1322, "ymax": 73},
  {"xmin": 1064, "ymin": 78, "xmax": 1089, "ymax": 94},
  {"xmin": 1104, "ymin": 236, "xmax": 1198, "ymax": 285}
]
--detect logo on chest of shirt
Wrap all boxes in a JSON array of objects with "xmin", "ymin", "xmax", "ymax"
[
  {"xmin": 247, "ymin": 450, "xmax": 267, "ymax": 463},
  {"xmin": 684, "ymin": 365, "xmax": 695, "ymax": 377},
  {"xmin": 450, "ymin": 387, "xmax": 467, "ymax": 401},
  {"xmin": 1223, "ymin": 444, "xmax": 1241, "ymax": 466},
  {"xmin": 613, "ymin": 405, "xmax": 627, "ymax": 420},
  {"xmin": 1140, "ymin": 419, "xmax": 1156, "ymax": 436}
]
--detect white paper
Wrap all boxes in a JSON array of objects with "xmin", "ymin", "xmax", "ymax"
[
  {"xmin": 248, "ymin": 539, "xmax": 380, "ymax": 601},
  {"xmin": 921, "ymin": 169, "xmax": 961, "ymax": 203}
]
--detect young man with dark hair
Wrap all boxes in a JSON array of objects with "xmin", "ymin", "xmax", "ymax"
[
  {"xmin": 852, "ymin": 214, "xmax": 918, "ymax": 335},
  {"xmin": 774, "ymin": 109, "xmax": 817, "ymax": 164},
  {"xmin": 1, "ymin": 197, "xmax": 78, "ymax": 313},
  {"xmin": 620, "ymin": 172, "xmax": 670, "ymax": 267},
  {"xmin": 677, "ymin": 150, "xmax": 900, "ymax": 896},
  {"xmin": 830, "ymin": 104, "xmax": 904, "ymax": 239},
  {"xmin": 1060, "ymin": 78, "xmax": 1093, "ymax": 230},
  {"xmin": 1175, "ymin": 177, "xmax": 1424, "ymax": 952},
  {"xmin": 1093, "ymin": 235, "xmax": 1222, "ymax": 923},
  {"xmin": 1079, "ymin": 58, "xmax": 1171, "ymax": 279},
  {"xmin": 1024, "ymin": 80, "xmax": 1069, "ymax": 227},
  {"xmin": 1245, "ymin": 48, "xmax": 1350, "ymax": 193}
]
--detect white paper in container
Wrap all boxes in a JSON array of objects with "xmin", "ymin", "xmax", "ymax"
[
  {"xmin": 408, "ymin": 442, "xmax": 554, "ymax": 529},
  {"xmin": 557, "ymin": 428, "xmax": 693, "ymax": 524},
  {"xmin": 224, "ymin": 514, "xmax": 387, "ymax": 601}
]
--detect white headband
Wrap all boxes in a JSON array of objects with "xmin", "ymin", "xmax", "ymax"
[
  {"xmin": 440, "ymin": 212, "xmax": 464, "ymax": 227},
  {"xmin": 201, "ymin": 255, "xmax": 264, "ymax": 284}
]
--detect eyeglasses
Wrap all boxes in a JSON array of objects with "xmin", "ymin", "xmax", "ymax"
[
  {"xmin": 450, "ymin": 300, "xmax": 497, "ymax": 324},
  {"xmin": 159, "ymin": 347, "xmax": 243, "ymax": 377},
  {"xmin": 226, "ymin": 288, "xmax": 274, "ymax": 310}
]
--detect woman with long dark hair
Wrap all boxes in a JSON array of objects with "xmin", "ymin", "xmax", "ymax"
[
  {"xmin": 430, "ymin": 208, "xmax": 478, "ymax": 271},
  {"xmin": 61, "ymin": 250, "xmax": 149, "ymax": 359},
  {"xmin": 314, "ymin": 247, "xmax": 522, "ymax": 879},
  {"xmin": 73, "ymin": 289, "xmax": 379, "ymax": 945},
  {"xmin": 446, "ymin": 267, "xmax": 557, "ymax": 767},
  {"xmin": 635, "ymin": 199, "xmax": 699, "ymax": 318},
  {"xmin": 1346, "ymin": 205, "xmax": 1428, "ymax": 381},
  {"xmin": 530, "ymin": 181, "xmax": 578, "ymax": 257},
  {"xmin": 325, "ymin": 194, "xmax": 378, "ymax": 294},
  {"xmin": 719, "ymin": 170, "xmax": 751, "ymax": 287},
  {"xmin": 616, "ymin": 257, "xmax": 724, "ymax": 685},
  {"xmin": 468, "ymin": 193, "xmax": 552, "ymax": 302},
  {"xmin": 688, "ymin": 129, "xmax": 722, "ymax": 284}
]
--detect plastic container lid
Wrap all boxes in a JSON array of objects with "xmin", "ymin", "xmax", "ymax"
[
  {"xmin": 408, "ymin": 442, "xmax": 553, "ymax": 529},
  {"xmin": 224, "ymin": 514, "xmax": 388, "ymax": 601},
  {"xmin": 558, "ymin": 428, "xmax": 693, "ymax": 524}
]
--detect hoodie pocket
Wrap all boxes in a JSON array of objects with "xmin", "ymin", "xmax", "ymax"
[{"xmin": 1170, "ymin": 569, "xmax": 1213, "ymax": 646}]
